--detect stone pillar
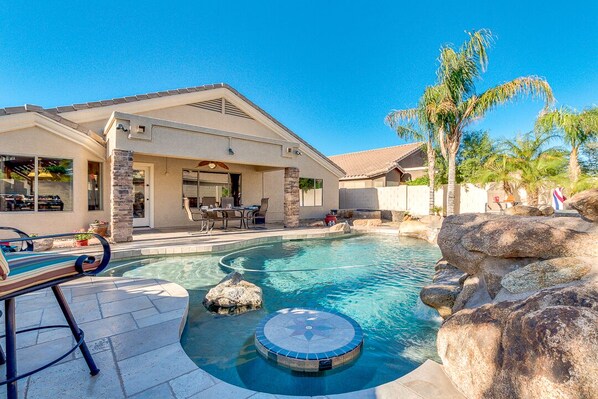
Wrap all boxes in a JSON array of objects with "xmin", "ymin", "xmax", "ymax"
[
  {"xmin": 284, "ymin": 167, "xmax": 300, "ymax": 228},
  {"xmin": 110, "ymin": 149, "xmax": 134, "ymax": 242}
]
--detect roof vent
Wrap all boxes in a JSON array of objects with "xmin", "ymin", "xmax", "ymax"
[
  {"xmin": 189, "ymin": 98, "xmax": 223, "ymax": 113},
  {"xmin": 224, "ymin": 100, "xmax": 252, "ymax": 119}
]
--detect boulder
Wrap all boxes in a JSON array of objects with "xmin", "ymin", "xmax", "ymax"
[
  {"xmin": 351, "ymin": 219, "xmax": 383, "ymax": 227},
  {"xmin": 399, "ymin": 220, "xmax": 441, "ymax": 244},
  {"xmin": 203, "ymin": 272, "xmax": 262, "ymax": 314},
  {"xmin": 504, "ymin": 205, "xmax": 543, "ymax": 216},
  {"xmin": 538, "ymin": 204, "xmax": 555, "ymax": 216},
  {"xmin": 501, "ymin": 257, "xmax": 593, "ymax": 294},
  {"xmin": 438, "ymin": 214, "xmax": 598, "ymax": 275},
  {"xmin": 419, "ymin": 261, "xmax": 468, "ymax": 318},
  {"xmin": 329, "ymin": 222, "xmax": 351, "ymax": 233},
  {"xmin": 567, "ymin": 188, "xmax": 598, "ymax": 222},
  {"xmin": 437, "ymin": 282, "xmax": 598, "ymax": 399}
]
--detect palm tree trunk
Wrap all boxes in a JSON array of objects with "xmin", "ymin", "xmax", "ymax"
[
  {"xmin": 569, "ymin": 146, "xmax": 581, "ymax": 183},
  {"xmin": 528, "ymin": 188, "xmax": 539, "ymax": 206},
  {"xmin": 446, "ymin": 149, "xmax": 457, "ymax": 216},
  {"xmin": 427, "ymin": 140, "xmax": 436, "ymax": 215}
]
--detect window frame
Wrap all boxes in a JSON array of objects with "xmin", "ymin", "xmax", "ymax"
[
  {"xmin": 0, "ymin": 153, "xmax": 75, "ymax": 213},
  {"xmin": 299, "ymin": 177, "xmax": 324, "ymax": 207},
  {"xmin": 87, "ymin": 161, "xmax": 103, "ymax": 211}
]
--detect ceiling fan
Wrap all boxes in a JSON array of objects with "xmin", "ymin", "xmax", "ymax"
[{"xmin": 197, "ymin": 161, "xmax": 229, "ymax": 170}]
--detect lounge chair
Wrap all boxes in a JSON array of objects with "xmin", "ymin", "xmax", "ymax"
[
  {"xmin": 183, "ymin": 197, "xmax": 213, "ymax": 233},
  {"xmin": 0, "ymin": 227, "xmax": 111, "ymax": 399}
]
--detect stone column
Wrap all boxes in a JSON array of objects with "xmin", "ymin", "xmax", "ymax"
[
  {"xmin": 284, "ymin": 167, "xmax": 300, "ymax": 228},
  {"xmin": 110, "ymin": 149, "xmax": 134, "ymax": 242}
]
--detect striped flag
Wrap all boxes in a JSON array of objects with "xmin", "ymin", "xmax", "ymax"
[{"xmin": 552, "ymin": 187, "xmax": 566, "ymax": 210}]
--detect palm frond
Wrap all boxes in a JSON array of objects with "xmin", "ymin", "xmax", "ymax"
[{"xmin": 474, "ymin": 76, "xmax": 554, "ymax": 118}]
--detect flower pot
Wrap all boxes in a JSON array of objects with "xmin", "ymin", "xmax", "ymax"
[
  {"xmin": 75, "ymin": 239, "xmax": 89, "ymax": 247},
  {"xmin": 33, "ymin": 238, "xmax": 54, "ymax": 252},
  {"xmin": 89, "ymin": 223, "xmax": 109, "ymax": 237}
]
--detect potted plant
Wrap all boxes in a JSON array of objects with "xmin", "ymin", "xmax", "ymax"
[
  {"xmin": 89, "ymin": 220, "xmax": 109, "ymax": 237},
  {"xmin": 74, "ymin": 229, "xmax": 93, "ymax": 247},
  {"xmin": 31, "ymin": 233, "xmax": 54, "ymax": 252}
]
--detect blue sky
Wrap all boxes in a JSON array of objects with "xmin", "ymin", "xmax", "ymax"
[{"xmin": 1, "ymin": 1, "xmax": 596, "ymax": 155}]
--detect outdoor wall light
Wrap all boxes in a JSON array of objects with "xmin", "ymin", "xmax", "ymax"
[
  {"xmin": 295, "ymin": 149, "xmax": 303, "ymax": 155},
  {"xmin": 208, "ymin": 162, "xmax": 217, "ymax": 169},
  {"xmin": 228, "ymin": 148, "xmax": 235, "ymax": 155},
  {"xmin": 116, "ymin": 123, "xmax": 129, "ymax": 132}
]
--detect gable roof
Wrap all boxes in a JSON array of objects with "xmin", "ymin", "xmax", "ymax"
[
  {"xmin": 329, "ymin": 142, "xmax": 424, "ymax": 180},
  {"xmin": 0, "ymin": 83, "xmax": 343, "ymax": 175}
]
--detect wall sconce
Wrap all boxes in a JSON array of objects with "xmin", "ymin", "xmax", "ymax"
[
  {"xmin": 228, "ymin": 148, "xmax": 235, "ymax": 155},
  {"xmin": 208, "ymin": 162, "xmax": 217, "ymax": 169},
  {"xmin": 295, "ymin": 149, "xmax": 303, "ymax": 155},
  {"xmin": 116, "ymin": 123, "xmax": 129, "ymax": 132}
]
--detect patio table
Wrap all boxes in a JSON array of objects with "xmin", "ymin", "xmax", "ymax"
[{"xmin": 207, "ymin": 206, "xmax": 258, "ymax": 229}]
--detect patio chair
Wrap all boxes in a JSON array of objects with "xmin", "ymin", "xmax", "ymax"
[
  {"xmin": 201, "ymin": 197, "xmax": 217, "ymax": 207},
  {"xmin": 0, "ymin": 226, "xmax": 111, "ymax": 399},
  {"xmin": 220, "ymin": 197, "xmax": 243, "ymax": 228},
  {"xmin": 183, "ymin": 197, "xmax": 214, "ymax": 233},
  {"xmin": 248, "ymin": 198, "xmax": 269, "ymax": 225}
]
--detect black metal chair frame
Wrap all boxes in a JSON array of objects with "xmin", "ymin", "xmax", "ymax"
[{"xmin": 0, "ymin": 227, "xmax": 111, "ymax": 399}]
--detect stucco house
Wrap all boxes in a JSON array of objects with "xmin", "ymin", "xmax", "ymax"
[
  {"xmin": 329, "ymin": 142, "xmax": 426, "ymax": 188},
  {"xmin": 0, "ymin": 83, "xmax": 344, "ymax": 241}
]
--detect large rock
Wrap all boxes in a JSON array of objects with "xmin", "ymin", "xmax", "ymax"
[
  {"xmin": 329, "ymin": 222, "xmax": 351, "ymax": 233},
  {"xmin": 351, "ymin": 218, "xmax": 383, "ymax": 227},
  {"xmin": 437, "ymin": 282, "xmax": 598, "ymax": 399},
  {"xmin": 504, "ymin": 205, "xmax": 543, "ymax": 216},
  {"xmin": 399, "ymin": 220, "xmax": 441, "ymax": 244},
  {"xmin": 501, "ymin": 257, "xmax": 593, "ymax": 294},
  {"xmin": 567, "ymin": 188, "xmax": 598, "ymax": 222},
  {"xmin": 538, "ymin": 204, "xmax": 555, "ymax": 216},
  {"xmin": 203, "ymin": 272, "xmax": 262, "ymax": 314},
  {"xmin": 420, "ymin": 260, "xmax": 468, "ymax": 318},
  {"xmin": 438, "ymin": 214, "xmax": 598, "ymax": 275}
]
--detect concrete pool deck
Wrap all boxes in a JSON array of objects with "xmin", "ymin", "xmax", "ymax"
[
  {"xmin": 1, "ymin": 227, "xmax": 465, "ymax": 398},
  {"xmin": 1, "ymin": 276, "xmax": 465, "ymax": 399}
]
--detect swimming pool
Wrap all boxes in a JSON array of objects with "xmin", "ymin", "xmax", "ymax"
[{"xmin": 105, "ymin": 235, "xmax": 442, "ymax": 396}]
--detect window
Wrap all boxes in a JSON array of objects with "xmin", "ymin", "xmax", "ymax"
[
  {"xmin": 88, "ymin": 161, "xmax": 102, "ymax": 210},
  {"xmin": 0, "ymin": 155, "xmax": 35, "ymax": 211},
  {"xmin": 182, "ymin": 170, "xmax": 242, "ymax": 207},
  {"xmin": 299, "ymin": 177, "xmax": 323, "ymax": 207},
  {"xmin": 0, "ymin": 155, "xmax": 73, "ymax": 212}
]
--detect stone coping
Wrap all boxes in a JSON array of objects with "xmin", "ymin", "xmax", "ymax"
[{"xmin": 110, "ymin": 230, "xmax": 353, "ymax": 261}]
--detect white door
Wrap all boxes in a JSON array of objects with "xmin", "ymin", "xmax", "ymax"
[{"xmin": 132, "ymin": 165, "xmax": 152, "ymax": 227}]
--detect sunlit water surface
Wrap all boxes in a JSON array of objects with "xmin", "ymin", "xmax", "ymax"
[{"xmin": 105, "ymin": 235, "xmax": 442, "ymax": 395}]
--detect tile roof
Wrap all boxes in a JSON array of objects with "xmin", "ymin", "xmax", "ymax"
[
  {"xmin": 328, "ymin": 142, "xmax": 424, "ymax": 180},
  {"xmin": 0, "ymin": 83, "xmax": 343, "ymax": 174}
]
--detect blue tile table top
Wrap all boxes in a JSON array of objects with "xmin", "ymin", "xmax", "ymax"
[{"xmin": 255, "ymin": 308, "xmax": 363, "ymax": 371}]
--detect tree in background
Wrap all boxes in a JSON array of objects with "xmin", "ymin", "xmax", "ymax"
[
  {"xmin": 423, "ymin": 29, "xmax": 554, "ymax": 215},
  {"xmin": 536, "ymin": 106, "xmax": 598, "ymax": 183},
  {"xmin": 498, "ymin": 131, "xmax": 567, "ymax": 205},
  {"xmin": 386, "ymin": 85, "xmax": 441, "ymax": 215},
  {"xmin": 458, "ymin": 131, "xmax": 494, "ymax": 182}
]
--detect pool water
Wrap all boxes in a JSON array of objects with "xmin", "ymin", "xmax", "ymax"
[{"xmin": 105, "ymin": 235, "xmax": 442, "ymax": 396}]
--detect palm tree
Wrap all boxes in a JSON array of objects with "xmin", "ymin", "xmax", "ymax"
[
  {"xmin": 500, "ymin": 131, "xmax": 566, "ymax": 205},
  {"xmin": 472, "ymin": 152, "xmax": 516, "ymax": 196},
  {"xmin": 423, "ymin": 29, "xmax": 554, "ymax": 215},
  {"xmin": 536, "ymin": 106, "xmax": 598, "ymax": 183},
  {"xmin": 386, "ymin": 86, "xmax": 440, "ymax": 215}
]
